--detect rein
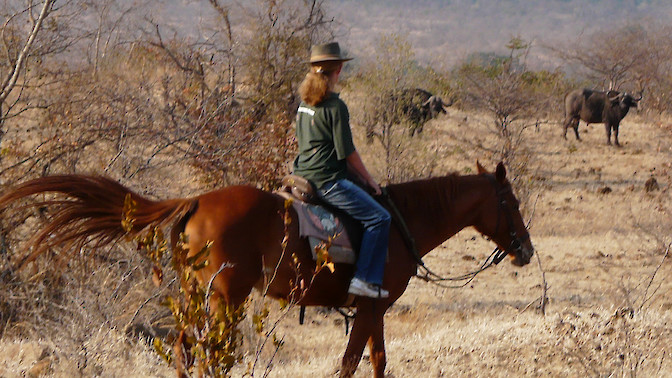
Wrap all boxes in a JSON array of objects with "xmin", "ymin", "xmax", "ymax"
[{"xmin": 379, "ymin": 175, "xmax": 527, "ymax": 289}]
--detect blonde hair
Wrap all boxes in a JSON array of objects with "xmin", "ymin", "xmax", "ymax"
[{"xmin": 298, "ymin": 61, "xmax": 343, "ymax": 106}]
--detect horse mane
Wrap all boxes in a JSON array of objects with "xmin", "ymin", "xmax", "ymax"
[
  {"xmin": 0, "ymin": 175, "xmax": 195, "ymax": 269},
  {"xmin": 386, "ymin": 174, "xmax": 462, "ymax": 214}
]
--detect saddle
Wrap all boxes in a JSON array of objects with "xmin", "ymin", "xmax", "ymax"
[
  {"xmin": 278, "ymin": 175, "xmax": 361, "ymax": 264},
  {"xmin": 278, "ymin": 174, "xmax": 418, "ymax": 326},
  {"xmin": 280, "ymin": 175, "xmax": 319, "ymax": 204}
]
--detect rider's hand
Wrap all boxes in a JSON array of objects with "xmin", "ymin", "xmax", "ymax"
[{"xmin": 368, "ymin": 180, "xmax": 382, "ymax": 196}]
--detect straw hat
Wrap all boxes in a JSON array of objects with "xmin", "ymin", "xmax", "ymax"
[{"xmin": 309, "ymin": 42, "xmax": 353, "ymax": 63}]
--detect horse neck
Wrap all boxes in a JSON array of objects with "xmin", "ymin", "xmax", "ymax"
[{"xmin": 387, "ymin": 174, "xmax": 492, "ymax": 258}]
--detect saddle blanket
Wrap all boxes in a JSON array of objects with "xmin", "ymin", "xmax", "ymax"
[{"xmin": 290, "ymin": 199, "xmax": 357, "ymax": 265}]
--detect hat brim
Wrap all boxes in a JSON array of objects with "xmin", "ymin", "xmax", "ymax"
[{"xmin": 309, "ymin": 55, "xmax": 353, "ymax": 64}]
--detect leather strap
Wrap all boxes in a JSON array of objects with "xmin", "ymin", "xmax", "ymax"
[{"xmin": 379, "ymin": 187, "xmax": 424, "ymax": 270}]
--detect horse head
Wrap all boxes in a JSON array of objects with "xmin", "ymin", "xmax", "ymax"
[{"xmin": 475, "ymin": 161, "xmax": 534, "ymax": 266}]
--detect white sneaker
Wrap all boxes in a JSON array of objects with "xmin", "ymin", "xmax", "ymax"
[{"xmin": 348, "ymin": 277, "xmax": 389, "ymax": 298}]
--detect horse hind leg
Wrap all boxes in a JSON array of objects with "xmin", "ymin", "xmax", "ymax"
[
  {"xmin": 185, "ymin": 236, "xmax": 261, "ymax": 310},
  {"xmin": 204, "ymin": 255, "xmax": 260, "ymax": 309}
]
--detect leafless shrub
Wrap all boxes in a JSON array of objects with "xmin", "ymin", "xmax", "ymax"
[
  {"xmin": 554, "ymin": 308, "xmax": 671, "ymax": 377},
  {"xmin": 347, "ymin": 33, "xmax": 448, "ymax": 183},
  {"xmin": 547, "ymin": 22, "xmax": 672, "ymax": 114},
  {"xmin": 0, "ymin": 242, "xmax": 172, "ymax": 375},
  {"xmin": 452, "ymin": 37, "xmax": 563, "ymax": 209}
]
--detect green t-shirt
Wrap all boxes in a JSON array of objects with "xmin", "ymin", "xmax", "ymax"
[{"xmin": 293, "ymin": 92, "xmax": 356, "ymax": 189}]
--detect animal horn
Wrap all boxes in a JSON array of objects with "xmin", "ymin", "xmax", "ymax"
[
  {"xmin": 634, "ymin": 90, "xmax": 643, "ymax": 101},
  {"xmin": 476, "ymin": 160, "xmax": 487, "ymax": 174}
]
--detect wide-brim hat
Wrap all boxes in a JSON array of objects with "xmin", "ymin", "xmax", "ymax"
[{"xmin": 309, "ymin": 42, "xmax": 353, "ymax": 64}]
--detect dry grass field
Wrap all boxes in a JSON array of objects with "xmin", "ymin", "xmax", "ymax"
[{"xmin": 1, "ymin": 105, "xmax": 671, "ymax": 377}]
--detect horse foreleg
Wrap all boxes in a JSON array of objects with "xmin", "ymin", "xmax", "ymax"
[
  {"xmin": 340, "ymin": 301, "xmax": 387, "ymax": 377},
  {"xmin": 340, "ymin": 321, "xmax": 369, "ymax": 377},
  {"xmin": 367, "ymin": 316, "xmax": 386, "ymax": 378},
  {"xmin": 339, "ymin": 302, "xmax": 374, "ymax": 377}
]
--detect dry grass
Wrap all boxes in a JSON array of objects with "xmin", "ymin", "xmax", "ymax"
[
  {"xmin": 1, "ymin": 106, "xmax": 671, "ymax": 377},
  {"xmin": 0, "ymin": 331, "xmax": 170, "ymax": 377}
]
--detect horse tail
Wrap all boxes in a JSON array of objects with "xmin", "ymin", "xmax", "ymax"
[{"xmin": 0, "ymin": 175, "xmax": 197, "ymax": 270}]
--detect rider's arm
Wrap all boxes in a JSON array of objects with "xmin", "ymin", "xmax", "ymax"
[{"xmin": 346, "ymin": 150, "xmax": 382, "ymax": 195}]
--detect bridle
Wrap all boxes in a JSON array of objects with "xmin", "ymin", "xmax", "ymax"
[
  {"xmin": 487, "ymin": 175, "xmax": 531, "ymax": 265},
  {"xmin": 383, "ymin": 173, "xmax": 531, "ymax": 288}
]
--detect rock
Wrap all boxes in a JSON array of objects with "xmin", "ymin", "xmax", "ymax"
[
  {"xmin": 598, "ymin": 186, "xmax": 612, "ymax": 194},
  {"xmin": 27, "ymin": 357, "xmax": 52, "ymax": 378},
  {"xmin": 644, "ymin": 177, "xmax": 659, "ymax": 192}
]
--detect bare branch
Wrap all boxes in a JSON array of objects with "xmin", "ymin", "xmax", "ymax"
[{"xmin": 0, "ymin": 0, "xmax": 55, "ymax": 105}]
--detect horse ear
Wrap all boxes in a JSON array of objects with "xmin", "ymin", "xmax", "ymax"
[
  {"xmin": 476, "ymin": 160, "xmax": 487, "ymax": 174},
  {"xmin": 495, "ymin": 162, "xmax": 507, "ymax": 182}
]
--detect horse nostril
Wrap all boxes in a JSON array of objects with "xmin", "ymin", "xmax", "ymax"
[{"xmin": 525, "ymin": 249, "xmax": 534, "ymax": 262}]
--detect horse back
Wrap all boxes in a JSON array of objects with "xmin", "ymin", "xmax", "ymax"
[{"xmin": 185, "ymin": 185, "xmax": 285, "ymax": 259}]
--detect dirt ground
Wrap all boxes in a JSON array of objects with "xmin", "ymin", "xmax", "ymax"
[{"xmin": 233, "ymin": 108, "xmax": 672, "ymax": 377}]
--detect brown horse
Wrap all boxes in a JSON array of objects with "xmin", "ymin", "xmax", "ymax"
[{"xmin": 0, "ymin": 161, "xmax": 533, "ymax": 377}]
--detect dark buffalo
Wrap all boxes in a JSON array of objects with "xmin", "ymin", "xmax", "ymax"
[
  {"xmin": 392, "ymin": 88, "xmax": 452, "ymax": 136},
  {"xmin": 563, "ymin": 88, "xmax": 642, "ymax": 146}
]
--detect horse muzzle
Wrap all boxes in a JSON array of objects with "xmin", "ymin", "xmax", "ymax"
[
  {"xmin": 508, "ymin": 232, "xmax": 533, "ymax": 266},
  {"xmin": 511, "ymin": 245, "xmax": 534, "ymax": 266}
]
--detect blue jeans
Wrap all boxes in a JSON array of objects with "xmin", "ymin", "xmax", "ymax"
[{"xmin": 317, "ymin": 179, "xmax": 391, "ymax": 285}]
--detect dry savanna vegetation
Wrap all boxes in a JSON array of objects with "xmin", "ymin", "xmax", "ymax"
[{"xmin": 1, "ymin": 1, "xmax": 671, "ymax": 377}]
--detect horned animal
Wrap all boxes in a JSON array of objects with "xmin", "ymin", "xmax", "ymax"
[{"xmin": 563, "ymin": 88, "xmax": 642, "ymax": 146}]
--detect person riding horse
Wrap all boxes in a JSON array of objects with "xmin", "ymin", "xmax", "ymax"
[{"xmin": 293, "ymin": 42, "xmax": 392, "ymax": 299}]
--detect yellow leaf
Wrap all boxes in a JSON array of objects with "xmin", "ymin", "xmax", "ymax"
[{"xmin": 152, "ymin": 265, "xmax": 163, "ymax": 286}]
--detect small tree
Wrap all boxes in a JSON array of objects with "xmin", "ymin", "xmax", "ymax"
[
  {"xmin": 549, "ymin": 25, "xmax": 649, "ymax": 91},
  {"xmin": 242, "ymin": 0, "xmax": 334, "ymax": 118},
  {"xmin": 348, "ymin": 33, "xmax": 445, "ymax": 182},
  {"xmin": 548, "ymin": 22, "xmax": 672, "ymax": 112},
  {"xmin": 0, "ymin": 0, "xmax": 55, "ymax": 128},
  {"xmin": 140, "ymin": 0, "xmax": 335, "ymax": 190},
  {"xmin": 457, "ymin": 38, "xmax": 536, "ymax": 166},
  {"xmin": 454, "ymin": 37, "xmax": 563, "ymax": 208}
]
